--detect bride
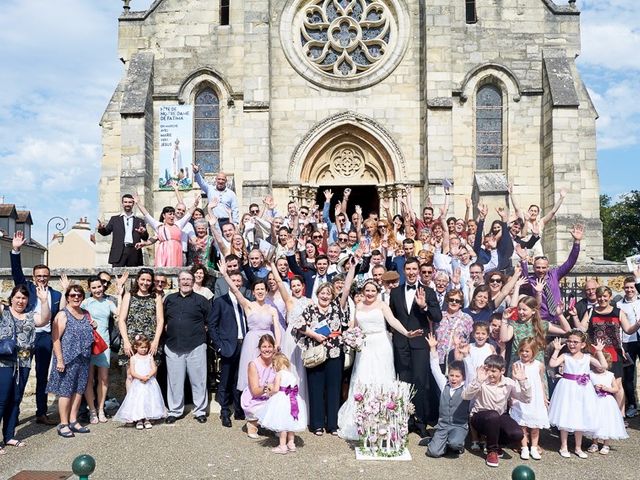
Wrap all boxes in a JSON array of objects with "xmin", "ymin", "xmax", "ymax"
[{"xmin": 338, "ymin": 280, "xmax": 422, "ymax": 440}]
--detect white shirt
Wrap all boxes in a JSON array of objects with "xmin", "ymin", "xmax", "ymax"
[
  {"xmin": 405, "ymin": 283, "xmax": 417, "ymax": 312},
  {"xmin": 120, "ymin": 212, "xmax": 135, "ymax": 244},
  {"xmin": 311, "ymin": 274, "xmax": 329, "ymax": 302},
  {"xmin": 229, "ymin": 294, "xmax": 245, "ymax": 340},
  {"xmin": 618, "ymin": 296, "xmax": 640, "ymax": 343},
  {"xmin": 181, "ymin": 222, "xmax": 196, "ymax": 253}
]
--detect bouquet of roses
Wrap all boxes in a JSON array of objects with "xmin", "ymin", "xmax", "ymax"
[{"xmin": 343, "ymin": 327, "xmax": 366, "ymax": 352}]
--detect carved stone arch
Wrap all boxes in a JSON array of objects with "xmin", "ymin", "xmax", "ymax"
[
  {"xmin": 459, "ymin": 63, "xmax": 522, "ymax": 103},
  {"xmin": 288, "ymin": 111, "xmax": 406, "ymax": 185},
  {"xmin": 177, "ymin": 67, "xmax": 235, "ymax": 105}
]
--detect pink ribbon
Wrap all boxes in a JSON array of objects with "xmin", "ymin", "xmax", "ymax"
[
  {"xmin": 562, "ymin": 373, "xmax": 589, "ymax": 386},
  {"xmin": 280, "ymin": 385, "xmax": 299, "ymax": 420}
]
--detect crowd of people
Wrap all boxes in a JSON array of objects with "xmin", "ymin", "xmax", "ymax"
[{"xmin": 0, "ymin": 163, "xmax": 638, "ymax": 468}]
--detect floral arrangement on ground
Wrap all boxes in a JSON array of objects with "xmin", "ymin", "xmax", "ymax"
[{"xmin": 353, "ymin": 380, "xmax": 415, "ymax": 458}]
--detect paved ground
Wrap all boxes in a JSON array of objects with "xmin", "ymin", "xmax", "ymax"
[{"xmin": 1, "ymin": 401, "xmax": 639, "ymax": 480}]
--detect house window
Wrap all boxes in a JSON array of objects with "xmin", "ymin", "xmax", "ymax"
[
  {"xmin": 221, "ymin": 0, "xmax": 230, "ymax": 25},
  {"xmin": 194, "ymin": 88, "xmax": 220, "ymax": 174},
  {"xmin": 476, "ymin": 85, "xmax": 503, "ymax": 170},
  {"xmin": 465, "ymin": 0, "xmax": 477, "ymax": 24}
]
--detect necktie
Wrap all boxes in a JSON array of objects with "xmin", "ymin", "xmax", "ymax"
[
  {"xmin": 237, "ymin": 303, "xmax": 247, "ymax": 336},
  {"xmin": 406, "ymin": 284, "xmax": 416, "ymax": 290},
  {"xmin": 543, "ymin": 279, "xmax": 557, "ymax": 318}
]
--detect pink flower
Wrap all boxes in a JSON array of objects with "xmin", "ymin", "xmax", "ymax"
[
  {"xmin": 386, "ymin": 401, "xmax": 397, "ymax": 411},
  {"xmin": 354, "ymin": 392, "xmax": 364, "ymax": 402}
]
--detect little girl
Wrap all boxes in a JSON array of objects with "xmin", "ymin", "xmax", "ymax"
[
  {"xmin": 588, "ymin": 352, "xmax": 628, "ymax": 455},
  {"xmin": 468, "ymin": 322, "xmax": 496, "ymax": 368},
  {"xmin": 256, "ymin": 353, "xmax": 307, "ymax": 454},
  {"xmin": 509, "ymin": 338, "xmax": 549, "ymax": 460},
  {"xmin": 548, "ymin": 329, "xmax": 606, "ymax": 458},
  {"xmin": 113, "ymin": 335, "xmax": 167, "ymax": 429}
]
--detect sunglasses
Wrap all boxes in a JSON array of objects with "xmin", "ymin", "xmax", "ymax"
[
  {"xmin": 377, "ymin": 225, "xmax": 386, "ymax": 229},
  {"xmin": 421, "ymin": 270, "xmax": 433, "ymax": 275},
  {"xmin": 250, "ymin": 209, "xmax": 259, "ymax": 214},
  {"xmin": 300, "ymin": 211, "xmax": 309, "ymax": 215},
  {"xmin": 312, "ymin": 235, "xmax": 322, "ymax": 239},
  {"xmin": 68, "ymin": 293, "xmax": 83, "ymax": 299},
  {"xmin": 448, "ymin": 298, "xmax": 462, "ymax": 304},
  {"xmin": 338, "ymin": 237, "xmax": 348, "ymax": 242},
  {"xmin": 489, "ymin": 278, "xmax": 502, "ymax": 284}
]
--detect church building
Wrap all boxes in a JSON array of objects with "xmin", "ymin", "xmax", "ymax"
[{"xmin": 98, "ymin": 0, "xmax": 602, "ymax": 265}]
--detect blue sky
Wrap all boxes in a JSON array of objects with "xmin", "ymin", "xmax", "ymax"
[{"xmin": 0, "ymin": 0, "xmax": 638, "ymax": 244}]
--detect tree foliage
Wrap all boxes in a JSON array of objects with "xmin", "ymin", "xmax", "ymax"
[{"xmin": 600, "ymin": 191, "xmax": 640, "ymax": 261}]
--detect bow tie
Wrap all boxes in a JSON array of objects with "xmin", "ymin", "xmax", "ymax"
[{"xmin": 406, "ymin": 284, "xmax": 416, "ymax": 290}]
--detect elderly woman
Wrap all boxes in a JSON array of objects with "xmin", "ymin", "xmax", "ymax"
[
  {"xmin": 0, "ymin": 285, "xmax": 49, "ymax": 451},
  {"xmin": 82, "ymin": 276, "xmax": 119, "ymax": 424},
  {"xmin": 293, "ymin": 259, "xmax": 355, "ymax": 436},
  {"xmin": 435, "ymin": 289, "xmax": 474, "ymax": 369},
  {"xmin": 188, "ymin": 218, "xmax": 217, "ymax": 269},
  {"xmin": 47, "ymin": 285, "xmax": 94, "ymax": 438},
  {"xmin": 240, "ymin": 334, "xmax": 277, "ymax": 438}
]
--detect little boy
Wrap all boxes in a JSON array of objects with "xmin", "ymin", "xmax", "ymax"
[
  {"xmin": 423, "ymin": 334, "xmax": 470, "ymax": 457},
  {"xmin": 462, "ymin": 354, "xmax": 531, "ymax": 467}
]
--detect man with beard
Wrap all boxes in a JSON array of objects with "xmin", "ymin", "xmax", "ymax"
[{"xmin": 98, "ymin": 194, "xmax": 149, "ymax": 267}]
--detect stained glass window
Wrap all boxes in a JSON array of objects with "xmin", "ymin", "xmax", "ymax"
[
  {"xmin": 476, "ymin": 85, "xmax": 503, "ymax": 170},
  {"xmin": 194, "ymin": 88, "xmax": 220, "ymax": 174}
]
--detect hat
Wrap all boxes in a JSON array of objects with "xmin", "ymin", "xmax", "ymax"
[{"xmin": 381, "ymin": 271, "xmax": 400, "ymax": 282}]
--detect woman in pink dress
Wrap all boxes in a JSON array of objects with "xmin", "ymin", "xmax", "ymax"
[{"xmin": 133, "ymin": 193, "xmax": 199, "ymax": 267}]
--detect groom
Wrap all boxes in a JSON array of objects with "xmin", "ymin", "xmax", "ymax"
[{"xmin": 389, "ymin": 257, "xmax": 442, "ymax": 439}]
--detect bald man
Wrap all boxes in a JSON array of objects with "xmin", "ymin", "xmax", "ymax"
[{"xmin": 192, "ymin": 165, "xmax": 239, "ymax": 225}]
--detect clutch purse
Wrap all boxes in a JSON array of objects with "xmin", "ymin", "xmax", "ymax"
[
  {"xmin": 302, "ymin": 343, "xmax": 327, "ymax": 368},
  {"xmin": 0, "ymin": 338, "xmax": 17, "ymax": 360}
]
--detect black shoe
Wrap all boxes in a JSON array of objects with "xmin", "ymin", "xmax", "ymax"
[
  {"xmin": 220, "ymin": 415, "xmax": 232, "ymax": 428},
  {"xmin": 195, "ymin": 415, "xmax": 207, "ymax": 424},
  {"xmin": 165, "ymin": 416, "xmax": 178, "ymax": 424},
  {"xmin": 234, "ymin": 412, "xmax": 246, "ymax": 421},
  {"xmin": 418, "ymin": 436, "xmax": 432, "ymax": 447},
  {"xmin": 425, "ymin": 449, "xmax": 440, "ymax": 458}
]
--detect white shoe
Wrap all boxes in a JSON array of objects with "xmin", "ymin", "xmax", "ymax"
[
  {"xmin": 559, "ymin": 449, "xmax": 571, "ymax": 458},
  {"xmin": 529, "ymin": 446, "xmax": 542, "ymax": 460},
  {"xmin": 575, "ymin": 449, "xmax": 588, "ymax": 459},
  {"xmin": 520, "ymin": 447, "xmax": 530, "ymax": 460}
]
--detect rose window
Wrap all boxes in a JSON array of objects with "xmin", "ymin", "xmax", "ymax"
[{"xmin": 300, "ymin": 0, "xmax": 392, "ymax": 77}]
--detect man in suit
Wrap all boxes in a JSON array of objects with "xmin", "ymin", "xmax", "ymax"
[
  {"xmin": 11, "ymin": 231, "xmax": 63, "ymax": 425},
  {"xmin": 389, "ymin": 257, "xmax": 442, "ymax": 440},
  {"xmin": 286, "ymin": 253, "xmax": 335, "ymax": 299},
  {"xmin": 97, "ymin": 194, "xmax": 149, "ymax": 267},
  {"xmin": 208, "ymin": 270, "xmax": 248, "ymax": 427}
]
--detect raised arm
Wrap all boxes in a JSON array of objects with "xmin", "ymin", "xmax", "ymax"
[
  {"xmin": 338, "ymin": 257, "xmax": 357, "ymax": 310},
  {"xmin": 10, "ymin": 231, "xmax": 27, "ymax": 286},
  {"xmin": 133, "ymin": 194, "xmax": 161, "ymax": 231},
  {"xmin": 270, "ymin": 261, "xmax": 293, "ymax": 311},
  {"xmin": 556, "ymin": 224, "xmax": 583, "ymax": 278},
  {"xmin": 540, "ymin": 188, "xmax": 567, "ymax": 226},
  {"xmin": 192, "ymin": 164, "xmax": 213, "ymax": 198},
  {"xmin": 507, "ymin": 182, "xmax": 524, "ymax": 220},
  {"xmin": 218, "ymin": 257, "xmax": 252, "ymax": 311}
]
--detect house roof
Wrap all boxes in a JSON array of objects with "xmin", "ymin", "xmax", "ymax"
[
  {"xmin": 16, "ymin": 210, "xmax": 33, "ymax": 225},
  {"xmin": 0, "ymin": 204, "xmax": 17, "ymax": 218}
]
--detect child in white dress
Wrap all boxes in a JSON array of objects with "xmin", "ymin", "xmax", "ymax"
[
  {"xmin": 257, "ymin": 353, "xmax": 307, "ymax": 454},
  {"xmin": 113, "ymin": 335, "xmax": 167, "ymax": 429},
  {"xmin": 548, "ymin": 330, "xmax": 607, "ymax": 458},
  {"xmin": 509, "ymin": 338, "xmax": 549, "ymax": 460},
  {"xmin": 588, "ymin": 352, "xmax": 628, "ymax": 455}
]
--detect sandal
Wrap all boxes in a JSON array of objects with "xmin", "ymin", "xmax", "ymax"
[
  {"xmin": 587, "ymin": 443, "xmax": 599, "ymax": 453},
  {"xmin": 89, "ymin": 410, "xmax": 99, "ymax": 425},
  {"xmin": 287, "ymin": 442, "xmax": 296, "ymax": 452},
  {"xmin": 599, "ymin": 445, "xmax": 610, "ymax": 455},
  {"xmin": 246, "ymin": 423, "xmax": 259, "ymax": 439},
  {"xmin": 56, "ymin": 424, "xmax": 75, "ymax": 439},
  {"xmin": 144, "ymin": 420, "xmax": 153, "ymax": 429},
  {"xmin": 98, "ymin": 410, "xmax": 108, "ymax": 423},
  {"xmin": 136, "ymin": 421, "xmax": 144, "ymax": 430},
  {"xmin": 69, "ymin": 421, "xmax": 90, "ymax": 434},
  {"xmin": 5, "ymin": 439, "xmax": 26, "ymax": 448},
  {"xmin": 272, "ymin": 445, "xmax": 288, "ymax": 455},
  {"xmin": 313, "ymin": 429, "xmax": 324, "ymax": 436}
]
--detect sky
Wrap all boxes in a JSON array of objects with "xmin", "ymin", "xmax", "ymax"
[{"xmin": 0, "ymin": 0, "xmax": 638, "ymax": 245}]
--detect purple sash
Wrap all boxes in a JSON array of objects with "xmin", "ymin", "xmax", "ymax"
[
  {"xmin": 562, "ymin": 373, "xmax": 589, "ymax": 386},
  {"xmin": 280, "ymin": 385, "xmax": 299, "ymax": 420},
  {"xmin": 597, "ymin": 390, "xmax": 613, "ymax": 398}
]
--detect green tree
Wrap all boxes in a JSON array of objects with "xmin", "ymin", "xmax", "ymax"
[{"xmin": 600, "ymin": 191, "xmax": 640, "ymax": 261}]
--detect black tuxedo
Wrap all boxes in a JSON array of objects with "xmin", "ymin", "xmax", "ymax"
[
  {"xmin": 389, "ymin": 283, "xmax": 442, "ymax": 431},
  {"xmin": 98, "ymin": 214, "xmax": 148, "ymax": 266},
  {"xmin": 208, "ymin": 293, "xmax": 246, "ymax": 417}
]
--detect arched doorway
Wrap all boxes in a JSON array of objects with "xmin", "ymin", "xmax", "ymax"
[{"xmin": 287, "ymin": 112, "xmax": 408, "ymax": 217}]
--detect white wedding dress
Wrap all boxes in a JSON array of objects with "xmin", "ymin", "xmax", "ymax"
[{"xmin": 338, "ymin": 307, "xmax": 396, "ymax": 440}]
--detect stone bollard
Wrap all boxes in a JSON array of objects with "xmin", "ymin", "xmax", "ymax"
[
  {"xmin": 512, "ymin": 465, "xmax": 535, "ymax": 480},
  {"xmin": 72, "ymin": 454, "xmax": 96, "ymax": 480}
]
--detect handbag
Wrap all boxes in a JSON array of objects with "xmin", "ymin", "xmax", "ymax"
[
  {"xmin": 0, "ymin": 315, "xmax": 17, "ymax": 361},
  {"xmin": 92, "ymin": 329, "xmax": 109, "ymax": 356},
  {"xmin": 302, "ymin": 343, "xmax": 327, "ymax": 368},
  {"xmin": 343, "ymin": 346, "xmax": 355, "ymax": 370}
]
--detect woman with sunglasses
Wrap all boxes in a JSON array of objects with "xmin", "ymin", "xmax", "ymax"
[
  {"xmin": 434, "ymin": 289, "xmax": 473, "ymax": 370},
  {"xmin": 0, "ymin": 285, "xmax": 50, "ymax": 451},
  {"xmin": 47, "ymin": 285, "xmax": 95, "ymax": 438},
  {"xmin": 118, "ymin": 269, "xmax": 164, "ymax": 381}
]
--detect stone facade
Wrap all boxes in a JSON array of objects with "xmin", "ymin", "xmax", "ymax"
[{"xmin": 97, "ymin": 0, "xmax": 602, "ymax": 266}]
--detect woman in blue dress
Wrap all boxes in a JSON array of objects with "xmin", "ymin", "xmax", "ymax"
[
  {"xmin": 47, "ymin": 285, "xmax": 94, "ymax": 438},
  {"xmin": 82, "ymin": 276, "xmax": 119, "ymax": 424}
]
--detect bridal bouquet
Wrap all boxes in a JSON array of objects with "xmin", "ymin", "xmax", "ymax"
[
  {"xmin": 343, "ymin": 327, "xmax": 365, "ymax": 352},
  {"xmin": 353, "ymin": 380, "xmax": 415, "ymax": 458}
]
